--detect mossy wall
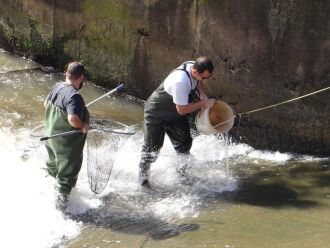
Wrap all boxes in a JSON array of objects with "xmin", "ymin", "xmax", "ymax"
[
  {"xmin": 0, "ymin": 0, "xmax": 329, "ymax": 155},
  {"xmin": 0, "ymin": 0, "xmax": 54, "ymax": 62}
]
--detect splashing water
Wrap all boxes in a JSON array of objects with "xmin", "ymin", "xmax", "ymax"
[
  {"xmin": 3, "ymin": 49, "xmax": 328, "ymax": 247},
  {"xmin": 0, "ymin": 128, "xmax": 100, "ymax": 247}
]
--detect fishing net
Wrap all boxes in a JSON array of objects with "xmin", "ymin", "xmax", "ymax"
[
  {"xmin": 86, "ymin": 117, "xmax": 134, "ymax": 194},
  {"xmin": 87, "ymin": 130, "xmax": 118, "ymax": 194},
  {"xmin": 29, "ymin": 123, "xmax": 46, "ymax": 139},
  {"xmin": 30, "ymin": 116, "xmax": 135, "ymax": 194}
]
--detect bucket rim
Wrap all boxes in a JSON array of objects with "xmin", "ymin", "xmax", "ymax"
[
  {"xmin": 195, "ymin": 100, "xmax": 235, "ymax": 134},
  {"xmin": 195, "ymin": 107, "xmax": 218, "ymax": 134}
]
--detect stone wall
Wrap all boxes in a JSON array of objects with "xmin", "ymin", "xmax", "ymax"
[{"xmin": 0, "ymin": 0, "xmax": 329, "ymax": 155}]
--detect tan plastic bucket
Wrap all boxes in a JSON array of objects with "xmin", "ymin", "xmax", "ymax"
[{"xmin": 195, "ymin": 100, "xmax": 234, "ymax": 135}]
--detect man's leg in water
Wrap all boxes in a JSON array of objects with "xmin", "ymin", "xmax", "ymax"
[
  {"xmin": 138, "ymin": 120, "xmax": 165, "ymax": 187},
  {"xmin": 166, "ymin": 117, "xmax": 193, "ymax": 176}
]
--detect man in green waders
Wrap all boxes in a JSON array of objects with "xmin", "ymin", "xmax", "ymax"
[
  {"xmin": 138, "ymin": 56, "xmax": 216, "ymax": 188},
  {"xmin": 44, "ymin": 62, "xmax": 90, "ymax": 210}
]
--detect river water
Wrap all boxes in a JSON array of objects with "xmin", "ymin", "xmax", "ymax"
[{"xmin": 0, "ymin": 49, "xmax": 329, "ymax": 248}]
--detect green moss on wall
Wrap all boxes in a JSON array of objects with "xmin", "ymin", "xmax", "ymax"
[
  {"xmin": 0, "ymin": 16, "xmax": 54, "ymax": 64},
  {"xmin": 83, "ymin": 0, "xmax": 132, "ymax": 23},
  {"xmin": 82, "ymin": 0, "xmax": 133, "ymax": 57},
  {"xmin": 52, "ymin": 0, "xmax": 138, "ymax": 88}
]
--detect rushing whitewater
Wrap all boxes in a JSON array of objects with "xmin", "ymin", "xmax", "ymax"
[
  {"xmin": 0, "ymin": 120, "xmax": 295, "ymax": 247},
  {"xmin": 2, "ymin": 50, "xmax": 327, "ymax": 248},
  {"xmin": 0, "ymin": 124, "xmax": 232, "ymax": 247}
]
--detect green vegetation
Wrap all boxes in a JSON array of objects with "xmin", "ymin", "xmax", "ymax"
[{"xmin": 0, "ymin": 17, "xmax": 54, "ymax": 64}]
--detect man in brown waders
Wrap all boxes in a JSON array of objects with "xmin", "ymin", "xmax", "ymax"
[
  {"xmin": 138, "ymin": 56, "xmax": 216, "ymax": 188},
  {"xmin": 44, "ymin": 62, "xmax": 90, "ymax": 211}
]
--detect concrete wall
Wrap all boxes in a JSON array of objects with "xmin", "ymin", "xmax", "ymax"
[{"xmin": 0, "ymin": 0, "xmax": 329, "ymax": 156}]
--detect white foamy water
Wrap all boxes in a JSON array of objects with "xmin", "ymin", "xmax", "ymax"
[
  {"xmin": 1, "ymin": 110, "xmax": 324, "ymax": 247},
  {"xmin": 1, "ymin": 49, "xmax": 329, "ymax": 247},
  {"xmin": 1, "ymin": 95, "xmax": 322, "ymax": 248},
  {"xmin": 0, "ymin": 128, "xmax": 101, "ymax": 248},
  {"xmin": 0, "ymin": 121, "xmax": 235, "ymax": 247}
]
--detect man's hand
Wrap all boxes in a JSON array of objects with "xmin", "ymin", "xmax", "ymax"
[
  {"xmin": 176, "ymin": 99, "xmax": 215, "ymax": 115},
  {"xmin": 199, "ymin": 92, "xmax": 208, "ymax": 102},
  {"xmin": 81, "ymin": 123, "xmax": 89, "ymax": 133},
  {"xmin": 68, "ymin": 114, "xmax": 89, "ymax": 133},
  {"xmin": 201, "ymin": 98, "xmax": 216, "ymax": 109}
]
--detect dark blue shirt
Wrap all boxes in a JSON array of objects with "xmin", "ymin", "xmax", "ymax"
[{"xmin": 46, "ymin": 82, "xmax": 85, "ymax": 118}]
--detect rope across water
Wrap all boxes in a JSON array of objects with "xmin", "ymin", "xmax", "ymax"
[{"xmin": 213, "ymin": 85, "xmax": 330, "ymax": 129}]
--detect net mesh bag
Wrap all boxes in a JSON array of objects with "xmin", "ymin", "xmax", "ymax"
[
  {"xmin": 31, "ymin": 116, "xmax": 134, "ymax": 194},
  {"xmin": 87, "ymin": 117, "xmax": 131, "ymax": 194}
]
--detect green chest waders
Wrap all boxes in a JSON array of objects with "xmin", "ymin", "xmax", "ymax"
[{"xmin": 45, "ymin": 102, "xmax": 89, "ymax": 197}]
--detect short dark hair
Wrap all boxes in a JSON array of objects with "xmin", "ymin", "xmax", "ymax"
[
  {"xmin": 66, "ymin": 62, "xmax": 85, "ymax": 80},
  {"xmin": 193, "ymin": 56, "xmax": 214, "ymax": 74}
]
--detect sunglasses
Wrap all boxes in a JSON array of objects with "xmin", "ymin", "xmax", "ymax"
[{"xmin": 200, "ymin": 73, "xmax": 213, "ymax": 80}]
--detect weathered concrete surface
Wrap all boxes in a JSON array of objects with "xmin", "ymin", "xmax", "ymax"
[{"xmin": 0, "ymin": 0, "xmax": 329, "ymax": 156}]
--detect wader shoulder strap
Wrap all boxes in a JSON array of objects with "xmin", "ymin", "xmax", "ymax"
[
  {"xmin": 173, "ymin": 62, "xmax": 199, "ymax": 91},
  {"xmin": 48, "ymin": 83, "xmax": 72, "ymax": 106}
]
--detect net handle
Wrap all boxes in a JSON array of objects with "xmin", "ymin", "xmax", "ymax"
[
  {"xmin": 39, "ymin": 130, "xmax": 81, "ymax": 141},
  {"xmin": 39, "ymin": 126, "xmax": 135, "ymax": 141},
  {"xmin": 31, "ymin": 84, "xmax": 124, "ymax": 133}
]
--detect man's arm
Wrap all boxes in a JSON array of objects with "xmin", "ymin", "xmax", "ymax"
[
  {"xmin": 176, "ymin": 98, "xmax": 215, "ymax": 115},
  {"xmin": 68, "ymin": 114, "xmax": 89, "ymax": 133},
  {"xmin": 67, "ymin": 94, "xmax": 90, "ymax": 133},
  {"xmin": 173, "ymin": 78, "xmax": 215, "ymax": 115}
]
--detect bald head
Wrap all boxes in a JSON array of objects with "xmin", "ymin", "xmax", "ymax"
[
  {"xmin": 66, "ymin": 62, "xmax": 85, "ymax": 81},
  {"xmin": 193, "ymin": 56, "xmax": 214, "ymax": 74}
]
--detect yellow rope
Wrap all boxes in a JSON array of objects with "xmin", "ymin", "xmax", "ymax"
[
  {"xmin": 212, "ymin": 85, "xmax": 330, "ymax": 129},
  {"xmin": 240, "ymin": 86, "xmax": 330, "ymax": 115}
]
